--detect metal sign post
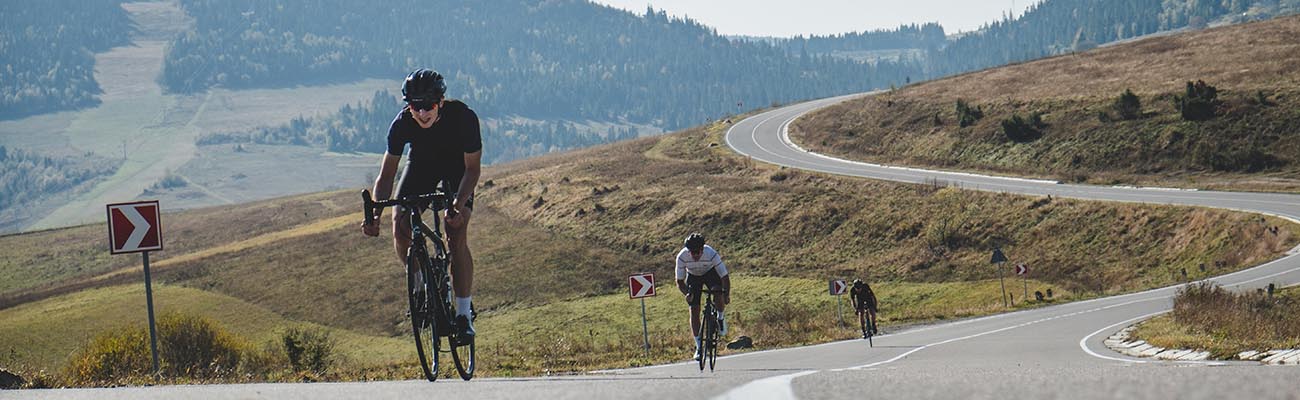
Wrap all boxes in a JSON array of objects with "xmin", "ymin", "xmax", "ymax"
[
  {"xmin": 107, "ymin": 200, "xmax": 165, "ymax": 376},
  {"xmin": 142, "ymin": 251, "xmax": 160, "ymax": 376},
  {"xmin": 829, "ymin": 279, "xmax": 847, "ymax": 328},
  {"xmin": 992, "ymin": 248, "xmax": 1008, "ymax": 308},
  {"xmin": 628, "ymin": 273, "xmax": 656, "ymax": 357},
  {"xmin": 1019, "ymin": 264, "xmax": 1029, "ymax": 302},
  {"xmin": 837, "ymin": 295, "xmax": 844, "ymax": 328},
  {"xmin": 640, "ymin": 298, "xmax": 650, "ymax": 357}
]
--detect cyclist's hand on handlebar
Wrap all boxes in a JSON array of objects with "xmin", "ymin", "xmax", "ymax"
[
  {"xmin": 361, "ymin": 220, "xmax": 380, "ymax": 237},
  {"xmin": 446, "ymin": 203, "xmax": 471, "ymax": 229}
]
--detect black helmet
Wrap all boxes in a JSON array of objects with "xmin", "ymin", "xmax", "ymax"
[
  {"xmin": 852, "ymin": 279, "xmax": 863, "ymax": 286},
  {"xmin": 402, "ymin": 69, "xmax": 446, "ymax": 103},
  {"xmin": 684, "ymin": 233, "xmax": 705, "ymax": 252}
]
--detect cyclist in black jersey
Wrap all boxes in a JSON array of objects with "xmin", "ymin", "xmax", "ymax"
[
  {"xmin": 850, "ymin": 279, "xmax": 878, "ymax": 338},
  {"xmin": 362, "ymin": 69, "xmax": 483, "ymax": 340}
]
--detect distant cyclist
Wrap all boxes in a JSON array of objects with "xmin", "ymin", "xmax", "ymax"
[
  {"xmin": 850, "ymin": 279, "xmax": 878, "ymax": 338},
  {"xmin": 675, "ymin": 233, "xmax": 730, "ymax": 361},
  {"xmin": 361, "ymin": 68, "xmax": 482, "ymax": 341}
]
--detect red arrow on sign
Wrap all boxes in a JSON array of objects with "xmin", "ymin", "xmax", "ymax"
[
  {"xmin": 107, "ymin": 201, "xmax": 163, "ymax": 254},
  {"xmin": 629, "ymin": 273, "xmax": 656, "ymax": 299},
  {"xmin": 829, "ymin": 279, "xmax": 847, "ymax": 295}
]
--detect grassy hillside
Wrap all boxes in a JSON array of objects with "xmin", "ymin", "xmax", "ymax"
[
  {"xmin": 2, "ymin": 114, "xmax": 1297, "ymax": 382},
  {"xmin": 792, "ymin": 14, "xmax": 1300, "ymax": 192}
]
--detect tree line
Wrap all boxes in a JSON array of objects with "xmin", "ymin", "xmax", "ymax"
[
  {"xmin": 197, "ymin": 90, "xmax": 640, "ymax": 165},
  {"xmin": 158, "ymin": 0, "xmax": 920, "ymax": 132},
  {"xmin": 925, "ymin": 0, "xmax": 1298, "ymax": 76},
  {"xmin": 0, "ymin": 146, "xmax": 119, "ymax": 229},
  {"xmin": 0, "ymin": 0, "xmax": 133, "ymax": 119}
]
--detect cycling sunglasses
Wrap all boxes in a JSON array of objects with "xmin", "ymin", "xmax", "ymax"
[{"xmin": 408, "ymin": 99, "xmax": 439, "ymax": 112}]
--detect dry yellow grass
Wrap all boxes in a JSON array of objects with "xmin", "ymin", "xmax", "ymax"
[{"xmin": 794, "ymin": 14, "xmax": 1300, "ymax": 191}]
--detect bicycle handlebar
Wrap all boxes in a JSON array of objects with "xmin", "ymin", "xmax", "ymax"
[{"xmin": 362, "ymin": 189, "xmax": 452, "ymax": 225}]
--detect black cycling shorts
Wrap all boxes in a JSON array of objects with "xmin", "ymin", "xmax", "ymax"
[
  {"xmin": 684, "ymin": 267, "xmax": 724, "ymax": 307},
  {"xmin": 395, "ymin": 164, "xmax": 473, "ymax": 210},
  {"xmin": 856, "ymin": 299, "xmax": 877, "ymax": 314}
]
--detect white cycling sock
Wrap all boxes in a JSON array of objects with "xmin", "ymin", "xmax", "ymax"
[
  {"xmin": 717, "ymin": 310, "xmax": 725, "ymax": 321},
  {"xmin": 456, "ymin": 296, "xmax": 472, "ymax": 317}
]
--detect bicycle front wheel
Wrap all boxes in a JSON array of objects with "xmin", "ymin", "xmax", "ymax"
[
  {"xmin": 444, "ymin": 286, "xmax": 475, "ymax": 378},
  {"xmin": 706, "ymin": 313, "xmax": 718, "ymax": 371},
  {"xmin": 407, "ymin": 248, "xmax": 439, "ymax": 381}
]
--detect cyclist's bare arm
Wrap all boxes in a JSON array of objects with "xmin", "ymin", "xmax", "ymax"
[
  {"xmin": 447, "ymin": 150, "xmax": 481, "ymax": 228},
  {"xmin": 363, "ymin": 153, "xmax": 401, "ymax": 236},
  {"xmin": 372, "ymin": 154, "xmax": 401, "ymax": 204},
  {"xmin": 721, "ymin": 274, "xmax": 731, "ymax": 304},
  {"xmin": 454, "ymin": 150, "xmax": 481, "ymax": 207}
]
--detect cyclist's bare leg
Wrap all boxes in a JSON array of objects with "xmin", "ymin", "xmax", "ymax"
[
  {"xmin": 688, "ymin": 304, "xmax": 701, "ymax": 342},
  {"xmin": 445, "ymin": 210, "xmax": 473, "ymax": 298},
  {"xmin": 392, "ymin": 209, "xmax": 413, "ymax": 264},
  {"xmin": 868, "ymin": 309, "xmax": 878, "ymax": 333}
]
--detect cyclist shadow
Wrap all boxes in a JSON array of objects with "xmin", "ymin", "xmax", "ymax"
[
  {"xmin": 493, "ymin": 375, "xmax": 714, "ymax": 382},
  {"xmin": 720, "ymin": 368, "xmax": 819, "ymax": 373}
]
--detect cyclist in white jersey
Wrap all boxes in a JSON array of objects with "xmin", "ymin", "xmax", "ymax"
[{"xmin": 675, "ymin": 232, "xmax": 730, "ymax": 361}]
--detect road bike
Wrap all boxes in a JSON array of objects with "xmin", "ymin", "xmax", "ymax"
[
  {"xmin": 696, "ymin": 288, "xmax": 727, "ymax": 371},
  {"xmin": 363, "ymin": 190, "xmax": 475, "ymax": 381},
  {"xmin": 858, "ymin": 307, "xmax": 876, "ymax": 348}
]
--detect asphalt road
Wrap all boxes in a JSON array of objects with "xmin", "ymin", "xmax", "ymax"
[{"xmin": 12, "ymin": 95, "xmax": 1300, "ymax": 399}]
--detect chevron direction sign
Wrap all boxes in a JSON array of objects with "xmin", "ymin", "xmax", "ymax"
[
  {"xmin": 107, "ymin": 200, "xmax": 163, "ymax": 254},
  {"xmin": 629, "ymin": 273, "xmax": 656, "ymax": 299}
]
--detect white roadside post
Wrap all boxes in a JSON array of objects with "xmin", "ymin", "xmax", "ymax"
[
  {"xmin": 629, "ymin": 273, "xmax": 657, "ymax": 358},
  {"xmin": 107, "ymin": 200, "xmax": 165, "ymax": 377}
]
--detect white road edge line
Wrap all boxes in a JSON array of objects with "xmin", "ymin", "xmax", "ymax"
[
  {"xmin": 710, "ymin": 370, "xmax": 818, "ymax": 400},
  {"xmin": 1077, "ymin": 311, "xmax": 1166, "ymax": 364}
]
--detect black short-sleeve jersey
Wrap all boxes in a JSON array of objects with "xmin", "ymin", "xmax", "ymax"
[{"xmin": 386, "ymin": 100, "xmax": 482, "ymax": 178}]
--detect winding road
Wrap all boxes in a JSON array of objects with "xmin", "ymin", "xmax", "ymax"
[{"xmin": 14, "ymin": 95, "xmax": 1300, "ymax": 399}]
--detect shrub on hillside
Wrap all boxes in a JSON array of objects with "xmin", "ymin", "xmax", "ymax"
[
  {"xmin": 1171, "ymin": 282, "xmax": 1300, "ymax": 346},
  {"xmin": 1192, "ymin": 140, "xmax": 1284, "ymax": 172},
  {"xmin": 65, "ymin": 325, "xmax": 151, "ymax": 383},
  {"xmin": 955, "ymin": 99, "xmax": 984, "ymax": 127},
  {"xmin": 158, "ymin": 314, "xmax": 244, "ymax": 378},
  {"xmin": 280, "ymin": 327, "xmax": 336, "ymax": 374},
  {"xmin": 1113, "ymin": 89, "xmax": 1142, "ymax": 120},
  {"xmin": 1001, "ymin": 113, "xmax": 1045, "ymax": 142},
  {"xmin": 65, "ymin": 314, "xmax": 254, "ymax": 384},
  {"xmin": 1173, "ymin": 80, "xmax": 1221, "ymax": 121}
]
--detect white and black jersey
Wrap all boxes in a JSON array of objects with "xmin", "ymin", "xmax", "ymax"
[{"xmin": 675, "ymin": 245, "xmax": 728, "ymax": 279}]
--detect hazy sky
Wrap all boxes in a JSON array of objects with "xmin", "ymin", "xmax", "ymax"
[{"xmin": 591, "ymin": 0, "xmax": 1042, "ymax": 37}]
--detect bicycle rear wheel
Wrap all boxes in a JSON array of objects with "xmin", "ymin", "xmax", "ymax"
[{"xmin": 407, "ymin": 248, "xmax": 440, "ymax": 381}]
